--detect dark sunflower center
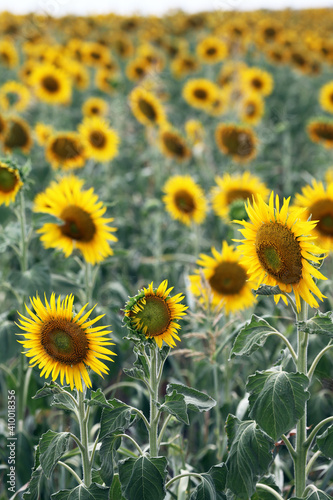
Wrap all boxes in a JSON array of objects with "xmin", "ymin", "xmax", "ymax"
[
  {"xmin": 163, "ymin": 133, "xmax": 186, "ymax": 158},
  {"xmin": 206, "ymin": 47, "xmax": 217, "ymax": 56},
  {"xmin": 90, "ymin": 51, "xmax": 101, "ymax": 60},
  {"xmin": 41, "ymin": 319, "xmax": 89, "ymax": 364},
  {"xmin": 51, "ymin": 137, "xmax": 82, "ymax": 160},
  {"xmin": 0, "ymin": 166, "xmax": 18, "ymax": 193},
  {"xmin": 138, "ymin": 98, "xmax": 157, "ymax": 121},
  {"xmin": 89, "ymin": 130, "xmax": 106, "ymax": 148},
  {"xmin": 136, "ymin": 296, "xmax": 171, "ymax": 337},
  {"xmin": 313, "ymin": 124, "xmax": 333, "ymax": 141},
  {"xmin": 330, "ymin": 93, "xmax": 333, "ymax": 104},
  {"xmin": 193, "ymin": 88, "xmax": 208, "ymax": 100},
  {"xmin": 90, "ymin": 106, "xmax": 100, "ymax": 114},
  {"xmin": 226, "ymin": 188, "xmax": 253, "ymax": 204},
  {"xmin": 42, "ymin": 75, "xmax": 60, "ymax": 93},
  {"xmin": 135, "ymin": 66, "xmax": 145, "ymax": 76},
  {"xmin": 4, "ymin": 121, "xmax": 29, "ymax": 149},
  {"xmin": 264, "ymin": 27, "xmax": 276, "ymax": 38},
  {"xmin": 310, "ymin": 199, "xmax": 333, "ymax": 236},
  {"xmin": 174, "ymin": 189, "xmax": 195, "ymax": 214},
  {"xmin": 0, "ymin": 115, "xmax": 5, "ymax": 133},
  {"xmin": 291, "ymin": 53, "xmax": 306, "ymax": 67},
  {"xmin": 209, "ymin": 261, "xmax": 247, "ymax": 295},
  {"xmin": 60, "ymin": 205, "xmax": 96, "ymax": 242},
  {"xmin": 255, "ymin": 222, "xmax": 302, "ymax": 284},
  {"xmin": 220, "ymin": 128, "xmax": 254, "ymax": 157},
  {"xmin": 0, "ymin": 51, "xmax": 10, "ymax": 64},
  {"xmin": 251, "ymin": 78, "xmax": 263, "ymax": 89}
]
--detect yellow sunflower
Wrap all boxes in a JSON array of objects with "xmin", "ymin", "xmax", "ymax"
[
  {"xmin": 95, "ymin": 69, "xmax": 119, "ymax": 94},
  {"xmin": 159, "ymin": 127, "xmax": 191, "ymax": 162},
  {"xmin": 307, "ymin": 119, "xmax": 333, "ymax": 148},
  {"xmin": 34, "ymin": 123, "xmax": 54, "ymax": 146},
  {"xmin": 126, "ymin": 57, "xmax": 149, "ymax": 82},
  {"xmin": 185, "ymin": 119, "xmax": 205, "ymax": 146},
  {"xmin": 292, "ymin": 179, "xmax": 333, "ymax": 252},
  {"xmin": 45, "ymin": 132, "xmax": 86, "ymax": 170},
  {"xmin": 182, "ymin": 78, "xmax": 219, "ymax": 110},
  {"xmin": 162, "ymin": 174, "xmax": 207, "ymax": 226},
  {"xmin": 31, "ymin": 64, "xmax": 72, "ymax": 105},
  {"xmin": 211, "ymin": 171, "xmax": 269, "ymax": 222},
  {"xmin": 129, "ymin": 87, "xmax": 167, "ymax": 127},
  {"xmin": 217, "ymin": 61, "xmax": 247, "ymax": 88},
  {"xmin": 196, "ymin": 36, "xmax": 228, "ymax": 64},
  {"xmin": 124, "ymin": 280, "xmax": 187, "ymax": 348},
  {"xmin": 234, "ymin": 192, "xmax": 327, "ymax": 311},
  {"xmin": 82, "ymin": 42, "xmax": 111, "ymax": 67},
  {"xmin": 82, "ymin": 97, "xmax": 108, "ymax": 118},
  {"xmin": 0, "ymin": 112, "xmax": 7, "ymax": 139},
  {"xmin": 17, "ymin": 293, "xmax": 116, "ymax": 392},
  {"xmin": 78, "ymin": 116, "xmax": 120, "ymax": 163},
  {"xmin": 170, "ymin": 53, "xmax": 200, "ymax": 79},
  {"xmin": 33, "ymin": 175, "xmax": 118, "ymax": 265},
  {"xmin": 319, "ymin": 81, "xmax": 333, "ymax": 114},
  {"xmin": 241, "ymin": 67, "xmax": 274, "ymax": 96},
  {"xmin": 239, "ymin": 92, "xmax": 265, "ymax": 125},
  {"xmin": 0, "ymin": 39, "xmax": 18, "ymax": 68},
  {"xmin": 215, "ymin": 123, "xmax": 257, "ymax": 163},
  {"xmin": 2, "ymin": 116, "xmax": 33, "ymax": 154},
  {"xmin": 188, "ymin": 242, "xmax": 256, "ymax": 314},
  {"xmin": 0, "ymin": 160, "xmax": 23, "ymax": 206},
  {"xmin": 0, "ymin": 81, "xmax": 31, "ymax": 113}
]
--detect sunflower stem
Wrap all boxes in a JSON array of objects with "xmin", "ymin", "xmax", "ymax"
[
  {"xmin": 84, "ymin": 262, "xmax": 94, "ymax": 304},
  {"xmin": 18, "ymin": 189, "xmax": 28, "ymax": 274},
  {"xmin": 77, "ymin": 388, "xmax": 92, "ymax": 487},
  {"xmin": 213, "ymin": 361, "xmax": 223, "ymax": 462},
  {"xmin": 148, "ymin": 345, "xmax": 160, "ymax": 458}
]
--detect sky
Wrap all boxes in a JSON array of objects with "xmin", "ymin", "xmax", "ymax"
[{"xmin": 0, "ymin": 0, "xmax": 332, "ymax": 16}]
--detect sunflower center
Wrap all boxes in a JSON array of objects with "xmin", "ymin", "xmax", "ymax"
[
  {"xmin": 51, "ymin": 137, "xmax": 82, "ymax": 160},
  {"xmin": 246, "ymin": 103, "xmax": 256, "ymax": 117},
  {"xmin": 4, "ymin": 121, "xmax": 29, "ymax": 148},
  {"xmin": 41, "ymin": 319, "xmax": 89, "ymax": 365},
  {"xmin": 226, "ymin": 188, "xmax": 253, "ymax": 204},
  {"xmin": 60, "ymin": 205, "xmax": 96, "ymax": 241},
  {"xmin": 0, "ymin": 166, "xmax": 18, "ymax": 193},
  {"xmin": 255, "ymin": 222, "xmax": 303, "ymax": 284},
  {"xmin": 42, "ymin": 76, "xmax": 60, "ymax": 93},
  {"xmin": 330, "ymin": 93, "xmax": 333, "ymax": 104},
  {"xmin": 163, "ymin": 133, "xmax": 186, "ymax": 157},
  {"xmin": 136, "ymin": 296, "xmax": 171, "ymax": 337},
  {"xmin": 310, "ymin": 199, "xmax": 333, "ymax": 236},
  {"xmin": 209, "ymin": 261, "xmax": 247, "ymax": 295},
  {"xmin": 90, "ymin": 106, "xmax": 100, "ymax": 114},
  {"xmin": 138, "ymin": 98, "xmax": 157, "ymax": 121},
  {"xmin": 220, "ymin": 128, "xmax": 254, "ymax": 157},
  {"xmin": 89, "ymin": 130, "xmax": 106, "ymax": 148},
  {"xmin": 174, "ymin": 189, "xmax": 195, "ymax": 214},
  {"xmin": 314, "ymin": 124, "xmax": 333, "ymax": 141},
  {"xmin": 251, "ymin": 77, "xmax": 263, "ymax": 89},
  {"xmin": 193, "ymin": 88, "xmax": 207, "ymax": 100},
  {"xmin": 206, "ymin": 47, "xmax": 217, "ymax": 55}
]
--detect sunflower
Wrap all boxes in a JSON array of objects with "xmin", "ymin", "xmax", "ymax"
[
  {"xmin": 307, "ymin": 119, "xmax": 333, "ymax": 149},
  {"xmin": 211, "ymin": 171, "xmax": 269, "ymax": 222},
  {"xmin": 34, "ymin": 123, "xmax": 54, "ymax": 146},
  {"xmin": 196, "ymin": 36, "xmax": 228, "ymax": 64},
  {"xmin": 110, "ymin": 33, "xmax": 134, "ymax": 59},
  {"xmin": 256, "ymin": 18, "xmax": 282, "ymax": 45},
  {"xmin": 292, "ymin": 179, "xmax": 333, "ymax": 252},
  {"xmin": 2, "ymin": 117, "xmax": 33, "ymax": 154},
  {"xmin": 234, "ymin": 192, "xmax": 327, "ymax": 311},
  {"xmin": 162, "ymin": 174, "xmax": 207, "ymax": 226},
  {"xmin": 0, "ymin": 160, "xmax": 23, "ymax": 206},
  {"xmin": 185, "ymin": 119, "xmax": 205, "ymax": 146},
  {"xmin": 239, "ymin": 92, "xmax": 265, "ymax": 125},
  {"xmin": 31, "ymin": 64, "xmax": 72, "ymax": 105},
  {"xmin": 78, "ymin": 116, "xmax": 120, "ymax": 162},
  {"xmin": 215, "ymin": 123, "xmax": 257, "ymax": 163},
  {"xmin": 217, "ymin": 61, "xmax": 247, "ymax": 88},
  {"xmin": 126, "ymin": 57, "xmax": 149, "ymax": 82},
  {"xmin": 82, "ymin": 42, "xmax": 111, "ymax": 67},
  {"xmin": 45, "ymin": 132, "xmax": 86, "ymax": 170},
  {"xmin": 17, "ymin": 293, "xmax": 116, "ymax": 392},
  {"xmin": 82, "ymin": 97, "xmax": 108, "ymax": 118},
  {"xmin": 170, "ymin": 53, "xmax": 200, "ymax": 79},
  {"xmin": 129, "ymin": 87, "xmax": 167, "ymax": 127},
  {"xmin": 0, "ymin": 81, "xmax": 31, "ymax": 113},
  {"xmin": 206, "ymin": 89, "xmax": 228, "ymax": 117},
  {"xmin": 159, "ymin": 127, "xmax": 191, "ymax": 162},
  {"xmin": 33, "ymin": 175, "xmax": 118, "ymax": 265},
  {"xmin": 0, "ymin": 39, "xmax": 18, "ymax": 68},
  {"xmin": 188, "ymin": 242, "xmax": 256, "ymax": 314},
  {"xmin": 124, "ymin": 280, "xmax": 187, "ymax": 348},
  {"xmin": 65, "ymin": 60, "xmax": 90, "ymax": 90},
  {"xmin": 183, "ymin": 78, "xmax": 219, "ymax": 110},
  {"xmin": 319, "ymin": 81, "xmax": 333, "ymax": 114},
  {"xmin": 95, "ymin": 69, "xmax": 119, "ymax": 94},
  {"xmin": 0, "ymin": 112, "xmax": 7, "ymax": 139},
  {"xmin": 241, "ymin": 67, "xmax": 274, "ymax": 96}
]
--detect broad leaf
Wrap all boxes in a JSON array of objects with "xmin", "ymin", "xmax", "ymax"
[
  {"xmin": 39, "ymin": 430, "xmax": 70, "ymax": 478},
  {"xmin": 99, "ymin": 434, "xmax": 121, "ymax": 484},
  {"xmin": 100, "ymin": 400, "xmax": 134, "ymax": 438},
  {"xmin": 252, "ymin": 285, "xmax": 282, "ymax": 296},
  {"xmin": 52, "ymin": 483, "xmax": 110, "ymax": 499},
  {"xmin": 191, "ymin": 464, "xmax": 227, "ymax": 500},
  {"xmin": 317, "ymin": 424, "xmax": 333, "ymax": 459},
  {"xmin": 51, "ymin": 392, "xmax": 78, "ymax": 412},
  {"xmin": 86, "ymin": 388, "xmax": 111, "ymax": 408},
  {"xmin": 300, "ymin": 311, "xmax": 333, "ymax": 338},
  {"xmin": 118, "ymin": 456, "xmax": 168, "ymax": 500},
  {"xmin": 109, "ymin": 474, "xmax": 126, "ymax": 500},
  {"xmin": 166, "ymin": 383, "xmax": 215, "ymax": 413},
  {"xmin": 247, "ymin": 370, "xmax": 310, "ymax": 440},
  {"xmin": 230, "ymin": 315, "xmax": 278, "ymax": 358},
  {"xmin": 306, "ymin": 489, "xmax": 333, "ymax": 500},
  {"xmin": 159, "ymin": 390, "xmax": 189, "ymax": 425},
  {"xmin": 33, "ymin": 382, "xmax": 65, "ymax": 399},
  {"xmin": 225, "ymin": 415, "xmax": 274, "ymax": 499},
  {"xmin": 123, "ymin": 366, "xmax": 146, "ymax": 382},
  {"xmin": 253, "ymin": 475, "xmax": 282, "ymax": 500},
  {"xmin": 23, "ymin": 446, "xmax": 44, "ymax": 500}
]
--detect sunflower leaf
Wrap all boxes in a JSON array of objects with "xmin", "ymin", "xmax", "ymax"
[
  {"xmin": 190, "ymin": 464, "xmax": 227, "ymax": 500},
  {"xmin": 252, "ymin": 285, "xmax": 282, "ymax": 295},
  {"xmin": 305, "ymin": 489, "xmax": 333, "ymax": 500},
  {"xmin": 166, "ymin": 383, "xmax": 216, "ymax": 413},
  {"xmin": 86, "ymin": 388, "xmax": 111, "ymax": 408},
  {"xmin": 252, "ymin": 475, "xmax": 282, "ymax": 500},
  {"xmin": 247, "ymin": 370, "xmax": 310, "ymax": 440},
  {"xmin": 230, "ymin": 315, "xmax": 278, "ymax": 358},
  {"xmin": 51, "ymin": 483, "xmax": 110, "ymax": 499},
  {"xmin": 39, "ymin": 430, "xmax": 71, "ymax": 479},
  {"xmin": 299, "ymin": 311, "xmax": 333, "ymax": 338},
  {"xmin": 118, "ymin": 456, "xmax": 168, "ymax": 500},
  {"xmin": 316, "ymin": 424, "xmax": 333, "ymax": 459},
  {"xmin": 99, "ymin": 434, "xmax": 122, "ymax": 484},
  {"xmin": 159, "ymin": 389, "xmax": 189, "ymax": 425},
  {"xmin": 100, "ymin": 400, "xmax": 134, "ymax": 438},
  {"xmin": 225, "ymin": 415, "xmax": 274, "ymax": 499},
  {"xmin": 23, "ymin": 445, "xmax": 44, "ymax": 500},
  {"xmin": 109, "ymin": 474, "xmax": 126, "ymax": 500},
  {"xmin": 32, "ymin": 381, "xmax": 64, "ymax": 399},
  {"xmin": 51, "ymin": 392, "xmax": 78, "ymax": 412}
]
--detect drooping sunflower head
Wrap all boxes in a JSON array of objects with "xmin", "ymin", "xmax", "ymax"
[
  {"xmin": 45, "ymin": 132, "xmax": 86, "ymax": 170},
  {"xmin": 78, "ymin": 116, "xmax": 120, "ymax": 163},
  {"xmin": 234, "ymin": 192, "xmax": 327, "ymax": 311},
  {"xmin": 31, "ymin": 63, "xmax": 72, "ymax": 105},
  {"xmin": 17, "ymin": 293, "xmax": 116, "ymax": 392},
  {"xmin": 0, "ymin": 158, "xmax": 23, "ymax": 206},
  {"xmin": 215, "ymin": 123, "xmax": 257, "ymax": 163},
  {"xmin": 162, "ymin": 174, "xmax": 208, "ymax": 226},
  {"xmin": 239, "ymin": 92, "xmax": 265, "ymax": 125},
  {"xmin": 188, "ymin": 241, "xmax": 257, "ymax": 314},
  {"xmin": 319, "ymin": 81, "xmax": 333, "ymax": 114},
  {"xmin": 2, "ymin": 117, "xmax": 33, "ymax": 154},
  {"xmin": 196, "ymin": 36, "xmax": 228, "ymax": 64},
  {"xmin": 307, "ymin": 119, "xmax": 333, "ymax": 149},
  {"xmin": 159, "ymin": 127, "xmax": 191, "ymax": 162},
  {"xmin": 33, "ymin": 175, "xmax": 118, "ymax": 265},
  {"xmin": 124, "ymin": 280, "xmax": 188, "ymax": 348},
  {"xmin": 129, "ymin": 87, "xmax": 167, "ymax": 127}
]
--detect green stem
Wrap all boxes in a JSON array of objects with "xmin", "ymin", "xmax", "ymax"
[
  {"xmin": 157, "ymin": 414, "xmax": 172, "ymax": 447},
  {"xmin": 77, "ymin": 388, "xmax": 92, "ymax": 487},
  {"xmin": 116, "ymin": 433, "xmax": 144, "ymax": 455},
  {"xmin": 304, "ymin": 416, "xmax": 333, "ymax": 449},
  {"xmin": 18, "ymin": 190, "xmax": 28, "ymax": 274},
  {"xmin": 149, "ymin": 345, "xmax": 159, "ymax": 458},
  {"xmin": 213, "ymin": 362, "xmax": 223, "ymax": 461},
  {"xmin": 281, "ymin": 434, "xmax": 296, "ymax": 459},
  {"xmin": 84, "ymin": 262, "xmax": 93, "ymax": 304},
  {"xmin": 256, "ymin": 483, "xmax": 285, "ymax": 500},
  {"xmin": 306, "ymin": 451, "xmax": 322, "ymax": 476},
  {"xmin": 129, "ymin": 407, "xmax": 150, "ymax": 433},
  {"xmin": 165, "ymin": 472, "xmax": 203, "ymax": 490},
  {"xmin": 308, "ymin": 342, "xmax": 333, "ymax": 381},
  {"xmin": 58, "ymin": 461, "xmax": 82, "ymax": 484},
  {"xmin": 268, "ymin": 331, "xmax": 297, "ymax": 365}
]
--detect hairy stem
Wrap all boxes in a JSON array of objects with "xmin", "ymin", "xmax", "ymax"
[{"xmin": 77, "ymin": 388, "xmax": 92, "ymax": 487}]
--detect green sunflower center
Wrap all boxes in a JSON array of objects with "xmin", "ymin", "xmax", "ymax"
[
  {"xmin": 135, "ymin": 296, "xmax": 171, "ymax": 337},
  {"xmin": 174, "ymin": 189, "xmax": 195, "ymax": 214},
  {"xmin": 310, "ymin": 199, "xmax": 333, "ymax": 236},
  {"xmin": 138, "ymin": 98, "xmax": 157, "ymax": 121},
  {"xmin": 41, "ymin": 319, "xmax": 89, "ymax": 364},
  {"xmin": 209, "ymin": 261, "xmax": 247, "ymax": 295},
  {"xmin": 255, "ymin": 222, "xmax": 303, "ymax": 284},
  {"xmin": 4, "ymin": 120, "xmax": 29, "ymax": 149},
  {"xmin": 89, "ymin": 130, "xmax": 107, "ymax": 149},
  {"xmin": 60, "ymin": 205, "xmax": 96, "ymax": 242},
  {"xmin": 51, "ymin": 137, "xmax": 82, "ymax": 160},
  {"xmin": 0, "ymin": 166, "xmax": 18, "ymax": 193},
  {"xmin": 228, "ymin": 199, "xmax": 249, "ymax": 221},
  {"xmin": 42, "ymin": 75, "xmax": 60, "ymax": 93},
  {"xmin": 193, "ymin": 88, "xmax": 208, "ymax": 100}
]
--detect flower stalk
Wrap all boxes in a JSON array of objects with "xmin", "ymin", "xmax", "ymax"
[{"xmin": 77, "ymin": 387, "xmax": 92, "ymax": 487}]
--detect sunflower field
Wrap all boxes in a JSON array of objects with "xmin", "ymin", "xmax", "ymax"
[{"xmin": 0, "ymin": 7, "xmax": 333, "ymax": 500}]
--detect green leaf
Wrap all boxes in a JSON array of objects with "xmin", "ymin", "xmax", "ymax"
[
  {"xmin": 9, "ymin": 262, "xmax": 51, "ymax": 296},
  {"xmin": 99, "ymin": 434, "xmax": 121, "ymax": 484},
  {"xmin": 306, "ymin": 489, "xmax": 333, "ymax": 500},
  {"xmin": 51, "ymin": 392, "xmax": 78, "ymax": 412},
  {"xmin": 166, "ymin": 383, "xmax": 216, "ymax": 413},
  {"xmin": 230, "ymin": 315, "xmax": 278, "ymax": 358},
  {"xmin": 300, "ymin": 311, "xmax": 333, "ymax": 338},
  {"xmin": 190, "ymin": 476, "xmax": 216, "ymax": 500},
  {"xmin": 23, "ymin": 446, "xmax": 44, "ymax": 500},
  {"xmin": 51, "ymin": 483, "xmax": 110, "ymax": 499},
  {"xmin": 32, "ymin": 381, "xmax": 64, "ymax": 399},
  {"xmin": 118, "ymin": 456, "xmax": 168, "ymax": 500},
  {"xmin": 317, "ymin": 424, "xmax": 333, "ymax": 459},
  {"xmin": 253, "ymin": 475, "xmax": 281, "ymax": 500},
  {"xmin": 86, "ymin": 388, "xmax": 111, "ymax": 408},
  {"xmin": 225, "ymin": 415, "xmax": 274, "ymax": 499},
  {"xmin": 39, "ymin": 430, "xmax": 70, "ymax": 478},
  {"xmin": 159, "ymin": 345, "xmax": 171, "ymax": 362},
  {"xmin": 159, "ymin": 390, "xmax": 189, "ymax": 425},
  {"xmin": 109, "ymin": 474, "xmax": 126, "ymax": 500},
  {"xmin": 252, "ymin": 285, "xmax": 282, "ymax": 296},
  {"xmin": 123, "ymin": 366, "xmax": 146, "ymax": 382},
  {"xmin": 100, "ymin": 400, "xmax": 134, "ymax": 438},
  {"xmin": 191, "ymin": 464, "xmax": 227, "ymax": 500},
  {"xmin": 247, "ymin": 370, "xmax": 310, "ymax": 440}
]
